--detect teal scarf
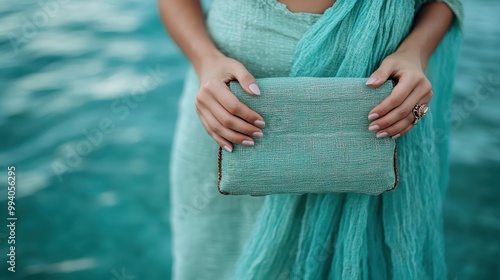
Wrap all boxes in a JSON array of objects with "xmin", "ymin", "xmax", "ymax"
[{"xmin": 234, "ymin": 1, "xmax": 463, "ymax": 279}]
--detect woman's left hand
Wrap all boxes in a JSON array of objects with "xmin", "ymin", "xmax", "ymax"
[{"xmin": 365, "ymin": 50, "xmax": 433, "ymax": 140}]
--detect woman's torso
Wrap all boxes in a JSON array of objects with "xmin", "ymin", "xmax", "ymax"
[
  {"xmin": 205, "ymin": 0, "xmax": 325, "ymax": 78},
  {"xmin": 277, "ymin": 0, "xmax": 336, "ymax": 14}
]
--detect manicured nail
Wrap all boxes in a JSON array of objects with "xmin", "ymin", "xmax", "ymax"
[
  {"xmin": 366, "ymin": 77, "xmax": 377, "ymax": 85},
  {"xmin": 249, "ymin": 83, "xmax": 260, "ymax": 95},
  {"xmin": 252, "ymin": 132, "xmax": 263, "ymax": 138},
  {"xmin": 223, "ymin": 146, "xmax": 232, "ymax": 152},
  {"xmin": 254, "ymin": 120, "xmax": 266, "ymax": 128},
  {"xmin": 242, "ymin": 140, "xmax": 254, "ymax": 146},
  {"xmin": 368, "ymin": 113, "xmax": 379, "ymax": 121},
  {"xmin": 369, "ymin": 125, "xmax": 380, "ymax": 132},
  {"xmin": 376, "ymin": 132, "xmax": 388, "ymax": 138},
  {"xmin": 392, "ymin": 134, "xmax": 401, "ymax": 140}
]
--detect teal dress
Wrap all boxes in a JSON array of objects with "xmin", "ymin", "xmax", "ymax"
[{"xmin": 169, "ymin": 0, "xmax": 463, "ymax": 279}]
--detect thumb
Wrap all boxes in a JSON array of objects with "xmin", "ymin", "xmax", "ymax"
[
  {"xmin": 231, "ymin": 62, "xmax": 260, "ymax": 96},
  {"xmin": 366, "ymin": 59, "xmax": 394, "ymax": 88}
]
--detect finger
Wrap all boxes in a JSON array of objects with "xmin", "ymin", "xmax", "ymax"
[
  {"xmin": 203, "ymin": 96, "xmax": 263, "ymax": 138},
  {"xmin": 421, "ymin": 90, "xmax": 433, "ymax": 104},
  {"xmin": 231, "ymin": 61, "xmax": 260, "ymax": 96},
  {"xmin": 202, "ymin": 109, "xmax": 255, "ymax": 147},
  {"xmin": 397, "ymin": 93, "xmax": 432, "ymax": 137},
  {"xmin": 383, "ymin": 93, "xmax": 432, "ymax": 140},
  {"xmin": 368, "ymin": 74, "xmax": 424, "ymax": 121},
  {"xmin": 197, "ymin": 109, "xmax": 233, "ymax": 152},
  {"xmin": 366, "ymin": 59, "xmax": 395, "ymax": 88},
  {"xmin": 213, "ymin": 133, "xmax": 234, "ymax": 153},
  {"xmin": 374, "ymin": 113, "xmax": 414, "ymax": 139},
  {"xmin": 369, "ymin": 83, "xmax": 432, "ymax": 132},
  {"xmin": 210, "ymin": 82, "xmax": 266, "ymax": 128},
  {"xmin": 394, "ymin": 122, "xmax": 415, "ymax": 139}
]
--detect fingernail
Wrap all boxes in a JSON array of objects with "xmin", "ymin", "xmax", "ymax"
[
  {"xmin": 376, "ymin": 132, "xmax": 388, "ymax": 138},
  {"xmin": 369, "ymin": 125, "xmax": 380, "ymax": 132},
  {"xmin": 392, "ymin": 134, "xmax": 401, "ymax": 140},
  {"xmin": 249, "ymin": 83, "xmax": 260, "ymax": 95},
  {"xmin": 368, "ymin": 113, "xmax": 379, "ymax": 121},
  {"xmin": 254, "ymin": 120, "xmax": 266, "ymax": 128},
  {"xmin": 366, "ymin": 77, "xmax": 377, "ymax": 85},
  {"xmin": 223, "ymin": 146, "xmax": 232, "ymax": 152},
  {"xmin": 242, "ymin": 140, "xmax": 254, "ymax": 146},
  {"xmin": 252, "ymin": 132, "xmax": 263, "ymax": 138}
]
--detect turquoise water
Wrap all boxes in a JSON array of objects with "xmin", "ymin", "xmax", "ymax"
[{"xmin": 0, "ymin": 1, "xmax": 498, "ymax": 279}]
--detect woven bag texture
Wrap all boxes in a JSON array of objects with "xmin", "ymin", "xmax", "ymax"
[{"xmin": 219, "ymin": 77, "xmax": 397, "ymax": 195}]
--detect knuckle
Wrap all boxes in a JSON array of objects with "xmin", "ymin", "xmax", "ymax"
[
  {"xmin": 242, "ymin": 110, "xmax": 255, "ymax": 122},
  {"xmin": 200, "ymin": 83, "xmax": 209, "ymax": 91},
  {"xmin": 243, "ymin": 124, "xmax": 258, "ymax": 135},
  {"xmin": 226, "ymin": 102, "xmax": 240, "ymax": 114},
  {"xmin": 214, "ymin": 137, "xmax": 226, "ymax": 147},
  {"xmin": 201, "ymin": 80, "xmax": 217, "ymax": 92},
  {"xmin": 230, "ymin": 61, "xmax": 245, "ymax": 73},
  {"xmin": 382, "ymin": 57, "xmax": 395, "ymax": 67},
  {"xmin": 382, "ymin": 120, "xmax": 393, "ymax": 129},
  {"xmin": 376, "ymin": 119, "xmax": 390, "ymax": 129},
  {"xmin": 196, "ymin": 92, "xmax": 210, "ymax": 104},
  {"xmin": 385, "ymin": 126, "xmax": 398, "ymax": 136},
  {"xmin": 220, "ymin": 117, "xmax": 233, "ymax": 127},
  {"xmin": 416, "ymin": 73, "xmax": 426, "ymax": 82},
  {"xmin": 231, "ymin": 62, "xmax": 253, "ymax": 80},
  {"xmin": 406, "ymin": 113, "xmax": 415, "ymax": 123},
  {"xmin": 229, "ymin": 135, "xmax": 245, "ymax": 144},
  {"xmin": 210, "ymin": 123, "xmax": 221, "ymax": 134},
  {"xmin": 239, "ymin": 71, "xmax": 254, "ymax": 83},
  {"xmin": 229, "ymin": 59, "xmax": 243, "ymax": 68},
  {"xmin": 206, "ymin": 79, "xmax": 217, "ymax": 89},
  {"xmin": 396, "ymin": 108, "xmax": 408, "ymax": 118},
  {"xmin": 204, "ymin": 125, "xmax": 214, "ymax": 136},
  {"xmin": 404, "ymin": 115, "xmax": 415, "ymax": 126},
  {"xmin": 195, "ymin": 96, "xmax": 202, "ymax": 107},
  {"xmin": 423, "ymin": 80, "xmax": 432, "ymax": 92},
  {"xmin": 389, "ymin": 97, "xmax": 402, "ymax": 107}
]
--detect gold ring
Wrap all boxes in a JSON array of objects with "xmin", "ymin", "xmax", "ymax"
[{"xmin": 412, "ymin": 103, "xmax": 429, "ymax": 125}]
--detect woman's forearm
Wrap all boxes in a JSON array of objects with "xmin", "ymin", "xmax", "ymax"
[
  {"xmin": 158, "ymin": 0, "xmax": 223, "ymax": 74},
  {"xmin": 396, "ymin": 3, "xmax": 455, "ymax": 70}
]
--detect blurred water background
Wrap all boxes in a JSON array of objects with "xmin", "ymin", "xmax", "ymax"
[{"xmin": 0, "ymin": 0, "xmax": 498, "ymax": 279}]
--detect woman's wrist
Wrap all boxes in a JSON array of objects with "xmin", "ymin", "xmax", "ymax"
[
  {"xmin": 394, "ymin": 46, "xmax": 428, "ymax": 71},
  {"xmin": 192, "ymin": 47, "xmax": 225, "ymax": 77},
  {"xmin": 393, "ymin": 2, "xmax": 455, "ymax": 72}
]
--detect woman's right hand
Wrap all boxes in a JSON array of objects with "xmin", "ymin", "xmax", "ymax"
[{"xmin": 195, "ymin": 54, "xmax": 266, "ymax": 153}]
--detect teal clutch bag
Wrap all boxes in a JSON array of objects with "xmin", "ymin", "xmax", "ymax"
[{"xmin": 217, "ymin": 77, "xmax": 399, "ymax": 196}]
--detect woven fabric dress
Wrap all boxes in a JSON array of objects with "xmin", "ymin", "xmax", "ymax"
[{"xmin": 169, "ymin": 0, "xmax": 463, "ymax": 279}]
